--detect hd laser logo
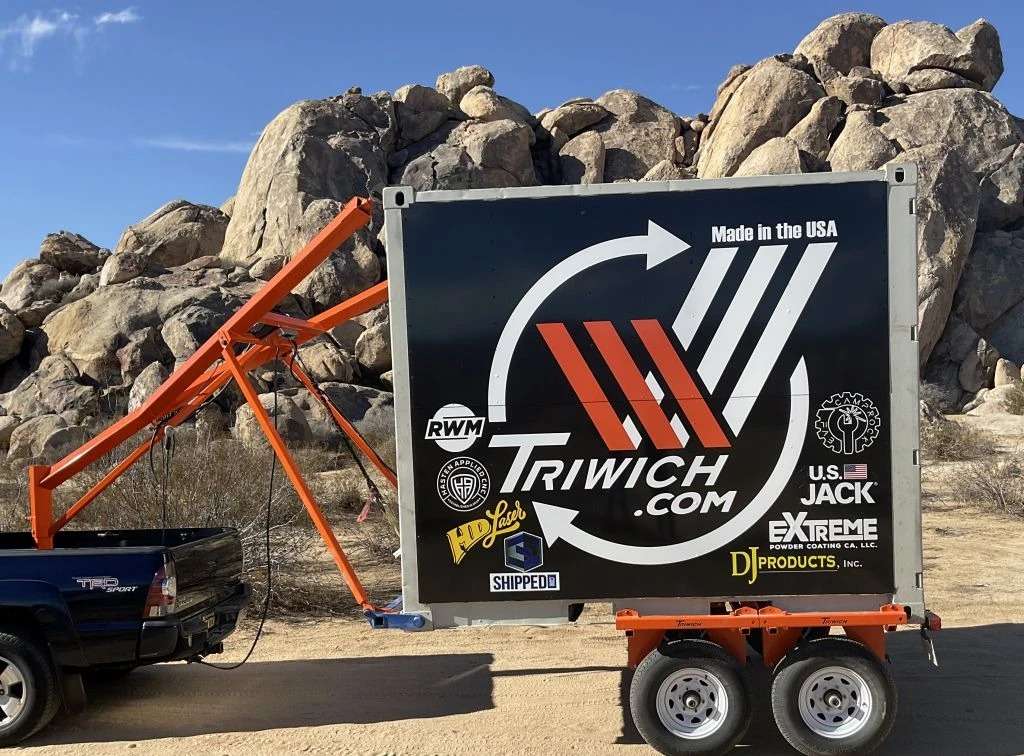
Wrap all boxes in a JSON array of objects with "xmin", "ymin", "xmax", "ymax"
[{"xmin": 485, "ymin": 220, "xmax": 840, "ymax": 567}]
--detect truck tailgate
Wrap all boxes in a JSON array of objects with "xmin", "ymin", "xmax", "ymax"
[{"xmin": 168, "ymin": 530, "xmax": 244, "ymax": 616}]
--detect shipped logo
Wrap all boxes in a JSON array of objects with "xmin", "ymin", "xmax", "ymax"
[
  {"xmin": 437, "ymin": 456, "xmax": 490, "ymax": 512},
  {"xmin": 489, "ymin": 531, "xmax": 559, "ymax": 592}
]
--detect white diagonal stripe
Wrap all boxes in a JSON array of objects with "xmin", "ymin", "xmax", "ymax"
[
  {"xmin": 669, "ymin": 415, "xmax": 690, "ymax": 446},
  {"xmin": 622, "ymin": 416, "xmax": 643, "ymax": 448},
  {"xmin": 644, "ymin": 371, "xmax": 665, "ymax": 402},
  {"xmin": 723, "ymin": 242, "xmax": 837, "ymax": 433},
  {"xmin": 697, "ymin": 245, "xmax": 787, "ymax": 391},
  {"xmin": 672, "ymin": 247, "xmax": 739, "ymax": 348}
]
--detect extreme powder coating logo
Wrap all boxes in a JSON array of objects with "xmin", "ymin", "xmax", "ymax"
[
  {"xmin": 815, "ymin": 392, "xmax": 881, "ymax": 455},
  {"xmin": 436, "ymin": 456, "xmax": 491, "ymax": 512}
]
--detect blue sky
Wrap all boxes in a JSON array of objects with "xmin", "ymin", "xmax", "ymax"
[{"xmin": 1, "ymin": 0, "xmax": 1022, "ymax": 277}]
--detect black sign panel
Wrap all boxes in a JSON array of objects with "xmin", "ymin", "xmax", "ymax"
[{"xmin": 394, "ymin": 180, "xmax": 893, "ymax": 603}]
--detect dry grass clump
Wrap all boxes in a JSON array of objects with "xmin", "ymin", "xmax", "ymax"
[
  {"xmin": 958, "ymin": 457, "xmax": 1024, "ymax": 518},
  {"xmin": 919, "ymin": 416, "xmax": 997, "ymax": 462},
  {"xmin": 1003, "ymin": 384, "xmax": 1024, "ymax": 415}
]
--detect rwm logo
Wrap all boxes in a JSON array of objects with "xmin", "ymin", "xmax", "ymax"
[
  {"xmin": 537, "ymin": 320, "xmax": 730, "ymax": 451},
  {"xmin": 425, "ymin": 403, "xmax": 486, "ymax": 452}
]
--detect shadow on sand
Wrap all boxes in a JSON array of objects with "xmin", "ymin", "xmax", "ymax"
[
  {"xmin": 34, "ymin": 653, "xmax": 495, "ymax": 745},
  {"xmin": 33, "ymin": 623, "xmax": 1024, "ymax": 753}
]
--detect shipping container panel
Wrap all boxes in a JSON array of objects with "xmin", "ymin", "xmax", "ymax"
[{"xmin": 384, "ymin": 167, "xmax": 922, "ymax": 628}]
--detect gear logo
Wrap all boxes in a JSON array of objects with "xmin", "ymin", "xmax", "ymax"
[{"xmin": 815, "ymin": 392, "xmax": 881, "ymax": 455}]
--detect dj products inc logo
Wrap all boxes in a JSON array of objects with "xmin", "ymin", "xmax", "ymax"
[
  {"xmin": 436, "ymin": 456, "xmax": 490, "ymax": 512},
  {"xmin": 815, "ymin": 392, "xmax": 881, "ymax": 455}
]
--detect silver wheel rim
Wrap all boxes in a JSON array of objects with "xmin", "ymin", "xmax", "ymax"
[
  {"xmin": 0, "ymin": 656, "xmax": 27, "ymax": 730},
  {"xmin": 797, "ymin": 665, "xmax": 873, "ymax": 739},
  {"xmin": 655, "ymin": 667, "xmax": 729, "ymax": 739}
]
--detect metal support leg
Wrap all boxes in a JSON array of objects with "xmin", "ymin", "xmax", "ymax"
[{"xmin": 221, "ymin": 340, "xmax": 374, "ymax": 610}]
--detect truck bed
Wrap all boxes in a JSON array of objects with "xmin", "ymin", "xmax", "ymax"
[{"xmin": 0, "ymin": 527, "xmax": 248, "ymax": 669}]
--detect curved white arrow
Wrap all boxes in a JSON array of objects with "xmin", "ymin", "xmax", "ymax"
[
  {"xmin": 532, "ymin": 358, "xmax": 809, "ymax": 565},
  {"xmin": 487, "ymin": 221, "xmax": 691, "ymax": 423}
]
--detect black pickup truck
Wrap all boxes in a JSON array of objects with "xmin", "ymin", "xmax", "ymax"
[{"xmin": 0, "ymin": 528, "xmax": 249, "ymax": 744}]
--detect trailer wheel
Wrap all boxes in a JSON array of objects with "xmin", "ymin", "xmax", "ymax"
[
  {"xmin": 630, "ymin": 641, "xmax": 751, "ymax": 755},
  {"xmin": 771, "ymin": 638, "xmax": 896, "ymax": 755},
  {"xmin": 0, "ymin": 629, "xmax": 61, "ymax": 746}
]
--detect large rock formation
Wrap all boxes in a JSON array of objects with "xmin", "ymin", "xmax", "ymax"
[{"xmin": 1, "ymin": 12, "xmax": 1022, "ymax": 463}]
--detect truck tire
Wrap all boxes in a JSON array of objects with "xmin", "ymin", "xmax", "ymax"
[
  {"xmin": 0, "ymin": 629, "xmax": 61, "ymax": 746},
  {"xmin": 771, "ymin": 637, "xmax": 896, "ymax": 755},
  {"xmin": 630, "ymin": 641, "xmax": 751, "ymax": 755}
]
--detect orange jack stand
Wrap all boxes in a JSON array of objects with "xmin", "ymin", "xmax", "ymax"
[{"xmin": 27, "ymin": 196, "xmax": 393, "ymax": 613}]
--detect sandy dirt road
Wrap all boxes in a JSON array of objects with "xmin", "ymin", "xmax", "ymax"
[{"xmin": 21, "ymin": 417, "xmax": 1024, "ymax": 755}]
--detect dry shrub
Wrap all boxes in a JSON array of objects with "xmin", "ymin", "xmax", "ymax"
[
  {"xmin": 919, "ymin": 417, "xmax": 996, "ymax": 461},
  {"xmin": 958, "ymin": 457, "xmax": 1024, "ymax": 517},
  {"xmin": 1003, "ymin": 384, "xmax": 1024, "ymax": 415},
  {"xmin": 0, "ymin": 424, "xmax": 399, "ymax": 617}
]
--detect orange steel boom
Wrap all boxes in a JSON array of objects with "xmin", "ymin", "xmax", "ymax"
[{"xmin": 27, "ymin": 196, "xmax": 391, "ymax": 612}]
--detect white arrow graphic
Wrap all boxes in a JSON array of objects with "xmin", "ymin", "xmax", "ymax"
[
  {"xmin": 532, "ymin": 358, "xmax": 809, "ymax": 565},
  {"xmin": 487, "ymin": 221, "xmax": 691, "ymax": 423}
]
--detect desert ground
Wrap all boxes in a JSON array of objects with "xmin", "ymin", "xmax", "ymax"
[{"xmin": 19, "ymin": 415, "xmax": 1024, "ymax": 756}]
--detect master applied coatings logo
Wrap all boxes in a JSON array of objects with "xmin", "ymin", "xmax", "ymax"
[
  {"xmin": 815, "ymin": 392, "xmax": 880, "ymax": 455},
  {"xmin": 436, "ymin": 456, "xmax": 491, "ymax": 512},
  {"xmin": 425, "ymin": 403, "xmax": 485, "ymax": 452}
]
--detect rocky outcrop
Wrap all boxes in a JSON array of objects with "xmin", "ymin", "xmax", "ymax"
[
  {"xmin": 114, "ymin": 200, "xmax": 229, "ymax": 267},
  {"xmin": 3, "ymin": 12, "xmax": 1024, "ymax": 460},
  {"xmin": 870, "ymin": 19, "xmax": 1003, "ymax": 92},
  {"xmin": 218, "ymin": 89, "xmax": 394, "ymax": 317},
  {"xmin": 697, "ymin": 57, "xmax": 825, "ymax": 178},
  {"xmin": 795, "ymin": 13, "xmax": 887, "ymax": 77}
]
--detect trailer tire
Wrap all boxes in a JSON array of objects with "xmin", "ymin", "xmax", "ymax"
[
  {"xmin": 0, "ymin": 628, "xmax": 61, "ymax": 746},
  {"xmin": 630, "ymin": 642, "xmax": 751, "ymax": 755},
  {"xmin": 771, "ymin": 637, "xmax": 896, "ymax": 755}
]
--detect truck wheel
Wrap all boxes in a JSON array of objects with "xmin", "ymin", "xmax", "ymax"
[
  {"xmin": 630, "ymin": 641, "xmax": 751, "ymax": 755},
  {"xmin": 0, "ymin": 629, "xmax": 61, "ymax": 745},
  {"xmin": 771, "ymin": 637, "xmax": 896, "ymax": 755}
]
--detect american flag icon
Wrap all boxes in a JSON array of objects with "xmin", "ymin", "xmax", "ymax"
[{"xmin": 843, "ymin": 464, "xmax": 868, "ymax": 480}]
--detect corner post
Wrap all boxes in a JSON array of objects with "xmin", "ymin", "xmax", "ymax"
[{"xmin": 29, "ymin": 465, "xmax": 54, "ymax": 549}]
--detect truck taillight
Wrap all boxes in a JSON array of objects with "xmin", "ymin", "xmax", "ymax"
[{"xmin": 144, "ymin": 560, "xmax": 177, "ymax": 618}]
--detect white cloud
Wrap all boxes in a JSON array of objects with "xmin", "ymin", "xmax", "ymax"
[
  {"xmin": 138, "ymin": 137, "xmax": 255, "ymax": 154},
  {"xmin": 0, "ymin": 11, "xmax": 79, "ymax": 61},
  {"xmin": 0, "ymin": 7, "xmax": 141, "ymax": 68},
  {"xmin": 94, "ymin": 8, "xmax": 141, "ymax": 26}
]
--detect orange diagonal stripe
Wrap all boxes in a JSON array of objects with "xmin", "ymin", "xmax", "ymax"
[
  {"xmin": 631, "ymin": 319, "xmax": 731, "ymax": 449},
  {"xmin": 536, "ymin": 323, "xmax": 635, "ymax": 451},
  {"xmin": 584, "ymin": 321, "xmax": 682, "ymax": 450}
]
